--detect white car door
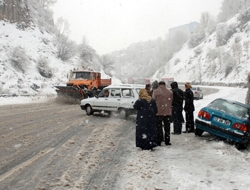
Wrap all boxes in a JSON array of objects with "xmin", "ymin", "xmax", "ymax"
[
  {"xmin": 106, "ymin": 88, "xmax": 122, "ymax": 111},
  {"xmin": 120, "ymin": 88, "xmax": 137, "ymax": 109},
  {"xmin": 92, "ymin": 96, "xmax": 109, "ymax": 110}
]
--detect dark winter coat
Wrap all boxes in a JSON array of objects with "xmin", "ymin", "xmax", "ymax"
[
  {"xmin": 170, "ymin": 82, "xmax": 184, "ymax": 106},
  {"xmin": 184, "ymin": 88, "xmax": 195, "ymax": 112},
  {"xmin": 133, "ymin": 98, "xmax": 158, "ymax": 150},
  {"xmin": 171, "ymin": 81, "xmax": 184, "ymax": 123}
]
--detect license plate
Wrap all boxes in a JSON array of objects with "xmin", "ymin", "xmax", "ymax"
[{"xmin": 214, "ymin": 117, "xmax": 231, "ymax": 126}]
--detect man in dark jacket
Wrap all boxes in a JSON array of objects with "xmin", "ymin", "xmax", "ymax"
[
  {"xmin": 184, "ymin": 82, "xmax": 195, "ymax": 133},
  {"xmin": 170, "ymin": 81, "xmax": 184, "ymax": 134}
]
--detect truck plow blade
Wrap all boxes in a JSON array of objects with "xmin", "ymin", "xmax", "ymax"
[{"xmin": 55, "ymin": 86, "xmax": 86, "ymax": 103}]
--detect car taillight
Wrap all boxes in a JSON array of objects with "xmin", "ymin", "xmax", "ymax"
[
  {"xmin": 232, "ymin": 123, "xmax": 248, "ymax": 132},
  {"xmin": 194, "ymin": 92, "xmax": 198, "ymax": 94},
  {"xmin": 198, "ymin": 110, "xmax": 210, "ymax": 120}
]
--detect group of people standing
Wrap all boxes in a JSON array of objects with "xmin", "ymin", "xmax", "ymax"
[{"xmin": 133, "ymin": 80, "xmax": 195, "ymax": 150}]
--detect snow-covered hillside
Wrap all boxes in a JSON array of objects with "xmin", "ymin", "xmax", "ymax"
[
  {"xmin": 0, "ymin": 20, "xmax": 118, "ymax": 96},
  {"xmin": 2, "ymin": 9, "xmax": 250, "ymax": 97},
  {"xmin": 0, "ymin": 20, "xmax": 75, "ymax": 96},
  {"xmin": 153, "ymin": 14, "xmax": 250, "ymax": 85}
]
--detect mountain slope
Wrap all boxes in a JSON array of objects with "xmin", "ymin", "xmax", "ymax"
[
  {"xmin": 152, "ymin": 13, "xmax": 250, "ymax": 85},
  {"xmin": 0, "ymin": 20, "xmax": 74, "ymax": 95}
]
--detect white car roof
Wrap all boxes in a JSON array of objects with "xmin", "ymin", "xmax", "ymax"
[{"xmin": 105, "ymin": 84, "xmax": 145, "ymax": 89}]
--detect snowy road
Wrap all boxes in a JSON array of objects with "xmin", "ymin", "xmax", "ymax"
[
  {"xmin": 0, "ymin": 102, "xmax": 135, "ymax": 190},
  {"xmin": 1, "ymin": 86, "xmax": 250, "ymax": 190}
]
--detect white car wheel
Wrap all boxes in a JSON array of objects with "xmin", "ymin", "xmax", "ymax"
[
  {"xmin": 119, "ymin": 109, "xmax": 127, "ymax": 119},
  {"xmin": 86, "ymin": 105, "xmax": 93, "ymax": 115}
]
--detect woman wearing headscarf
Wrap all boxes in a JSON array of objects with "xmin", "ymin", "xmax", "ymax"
[{"xmin": 133, "ymin": 89, "xmax": 158, "ymax": 150}]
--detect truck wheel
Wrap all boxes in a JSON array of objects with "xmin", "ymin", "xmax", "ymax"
[{"xmin": 86, "ymin": 105, "xmax": 93, "ymax": 116}]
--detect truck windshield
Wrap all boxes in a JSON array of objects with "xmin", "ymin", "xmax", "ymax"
[{"xmin": 72, "ymin": 72, "xmax": 91, "ymax": 79}]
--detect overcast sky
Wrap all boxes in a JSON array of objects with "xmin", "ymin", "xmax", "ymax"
[{"xmin": 52, "ymin": 0, "xmax": 223, "ymax": 55}]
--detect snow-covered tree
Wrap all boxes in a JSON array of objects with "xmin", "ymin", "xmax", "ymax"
[
  {"xmin": 195, "ymin": 58, "xmax": 202, "ymax": 83},
  {"xmin": 169, "ymin": 31, "xmax": 188, "ymax": 52},
  {"xmin": 246, "ymin": 73, "xmax": 250, "ymax": 105},
  {"xmin": 37, "ymin": 56, "xmax": 53, "ymax": 78},
  {"xmin": 216, "ymin": 23, "xmax": 237, "ymax": 46},
  {"xmin": 0, "ymin": 0, "xmax": 29, "ymax": 24},
  {"xmin": 223, "ymin": 53, "xmax": 235, "ymax": 77},
  {"xmin": 38, "ymin": 0, "xmax": 57, "ymax": 9},
  {"xmin": 9, "ymin": 46, "xmax": 30, "ymax": 73},
  {"xmin": 218, "ymin": 0, "xmax": 250, "ymax": 22},
  {"xmin": 55, "ymin": 35, "xmax": 76, "ymax": 61},
  {"xmin": 78, "ymin": 37, "xmax": 93, "ymax": 63},
  {"xmin": 243, "ymin": 40, "xmax": 250, "ymax": 59},
  {"xmin": 188, "ymin": 31, "xmax": 205, "ymax": 48},
  {"xmin": 218, "ymin": 0, "xmax": 241, "ymax": 22},
  {"xmin": 100, "ymin": 55, "xmax": 115, "ymax": 76},
  {"xmin": 200, "ymin": 12, "xmax": 216, "ymax": 34},
  {"xmin": 55, "ymin": 17, "xmax": 70, "ymax": 37},
  {"xmin": 231, "ymin": 41, "xmax": 242, "ymax": 64}
]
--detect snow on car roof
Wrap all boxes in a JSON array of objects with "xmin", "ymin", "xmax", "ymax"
[{"xmin": 105, "ymin": 84, "xmax": 145, "ymax": 88}]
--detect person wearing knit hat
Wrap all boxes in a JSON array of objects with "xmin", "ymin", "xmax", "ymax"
[{"xmin": 183, "ymin": 82, "xmax": 195, "ymax": 133}]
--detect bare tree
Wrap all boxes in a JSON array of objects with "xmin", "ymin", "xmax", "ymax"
[
  {"xmin": 246, "ymin": 73, "xmax": 250, "ymax": 105},
  {"xmin": 243, "ymin": 40, "xmax": 250, "ymax": 59},
  {"xmin": 100, "ymin": 55, "xmax": 115, "ymax": 76},
  {"xmin": 55, "ymin": 35, "xmax": 76, "ymax": 61},
  {"xmin": 81, "ymin": 35, "xmax": 89, "ymax": 46},
  {"xmin": 231, "ymin": 41, "xmax": 242, "ymax": 64},
  {"xmin": 218, "ymin": 0, "xmax": 241, "ymax": 22},
  {"xmin": 222, "ymin": 53, "xmax": 235, "ymax": 77},
  {"xmin": 243, "ymin": 0, "xmax": 250, "ymax": 11},
  {"xmin": 78, "ymin": 37, "xmax": 94, "ymax": 63},
  {"xmin": 169, "ymin": 31, "xmax": 188, "ymax": 50},
  {"xmin": 217, "ymin": 47, "xmax": 223, "ymax": 69},
  {"xmin": 209, "ymin": 61, "xmax": 217, "ymax": 75},
  {"xmin": 200, "ymin": 12, "xmax": 216, "ymax": 34},
  {"xmin": 53, "ymin": 16, "xmax": 75, "ymax": 61},
  {"xmin": 0, "ymin": 0, "xmax": 29, "ymax": 23},
  {"xmin": 55, "ymin": 17, "xmax": 70, "ymax": 37},
  {"xmin": 38, "ymin": 0, "xmax": 57, "ymax": 9},
  {"xmin": 195, "ymin": 58, "xmax": 202, "ymax": 83}
]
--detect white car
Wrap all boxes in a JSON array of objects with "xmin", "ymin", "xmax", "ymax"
[
  {"xmin": 191, "ymin": 87, "xmax": 203, "ymax": 100},
  {"xmin": 80, "ymin": 84, "xmax": 144, "ymax": 118}
]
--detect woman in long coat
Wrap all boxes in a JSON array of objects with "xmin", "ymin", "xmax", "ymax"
[
  {"xmin": 184, "ymin": 82, "xmax": 195, "ymax": 133},
  {"xmin": 133, "ymin": 89, "xmax": 158, "ymax": 150},
  {"xmin": 170, "ymin": 81, "xmax": 184, "ymax": 134}
]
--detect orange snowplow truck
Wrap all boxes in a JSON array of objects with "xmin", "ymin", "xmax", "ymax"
[{"xmin": 55, "ymin": 70, "xmax": 112, "ymax": 101}]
